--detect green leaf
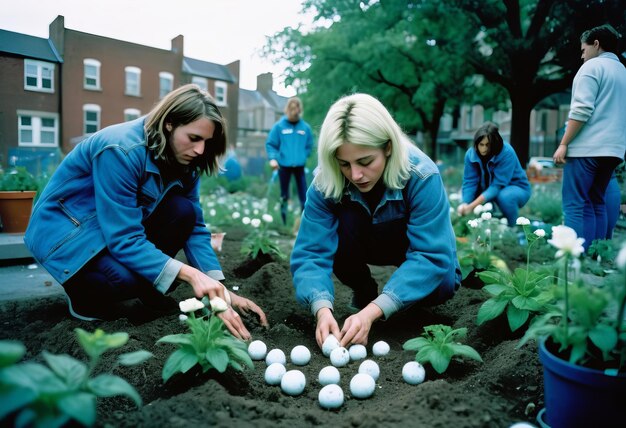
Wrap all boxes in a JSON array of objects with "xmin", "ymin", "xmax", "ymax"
[
  {"xmin": 428, "ymin": 350, "xmax": 451, "ymax": 374},
  {"xmin": 476, "ymin": 298, "xmax": 508, "ymax": 325},
  {"xmin": 511, "ymin": 296, "xmax": 543, "ymax": 311},
  {"xmin": 206, "ymin": 348, "xmax": 229, "ymax": 373},
  {"xmin": 118, "ymin": 350, "xmax": 153, "ymax": 366},
  {"xmin": 0, "ymin": 362, "xmax": 66, "ymax": 393},
  {"xmin": 476, "ymin": 271, "xmax": 504, "ymax": 285},
  {"xmin": 482, "ymin": 283, "xmax": 508, "ymax": 296},
  {"xmin": 88, "ymin": 374, "xmax": 142, "ymax": 406},
  {"xmin": 449, "ymin": 344, "xmax": 483, "ymax": 363},
  {"xmin": 0, "ymin": 340, "xmax": 26, "ymax": 368},
  {"xmin": 507, "ymin": 305, "xmax": 530, "ymax": 332},
  {"xmin": 162, "ymin": 348, "xmax": 199, "ymax": 382},
  {"xmin": 402, "ymin": 337, "xmax": 429, "ymax": 351},
  {"xmin": 58, "ymin": 392, "xmax": 96, "ymax": 426},
  {"xmin": 589, "ymin": 325, "xmax": 618, "ymax": 353},
  {"xmin": 42, "ymin": 351, "xmax": 87, "ymax": 389},
  {"xmin": 75, "ymin": 329, "xmax": 128, "ymax": 360},
  {"xmin": 228, "ymin": 346, "xmax": 254, "ymax": 369},
  {"xmin": 0, "ymin": 387, "xmax": 38, "ymax": 420},
  {"xmin": 157, "ymin": 334, "xmax": 193, "ymax": 346}
]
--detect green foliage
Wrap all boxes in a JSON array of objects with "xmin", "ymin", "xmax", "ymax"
[
  {"xmin": 241, "ymin": 225, "xmax": 286, "ymax": 261},
  {"xmin": 0, "ymin": 167, "xmax": 39, "ymax": 192},
  {"xmin": 0, "ymin": 329, "xmax": 152, "ymax": 427},
  {"xmin": 587, "ymin": 240, "xmax": 616, "ymax": 264},
  {"xmin": 158, "ymin": 314, "xmax": 253, "ymax": 382},
  {"xmin": 520, "ymin": 183, "xmax": 563, "ymax": 226},
  {"xmin": 402, "ymin": 324, "xmax": 482, "ymax": 374}
]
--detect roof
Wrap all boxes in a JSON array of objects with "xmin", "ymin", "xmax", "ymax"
[
  {"xmin": 0, "ymin": 29, "xmax": 62, "ymax": 63},
  {"xmin": 182, "ymin": 56, "xmax": 236, "ymax": 83},
  {"xmin": 259, "ymin": 90, "xmax": 287, "ymax": 111},
  {"xmin": 238, "ymin": 88, "xmax": 273, "ymax": 109}
]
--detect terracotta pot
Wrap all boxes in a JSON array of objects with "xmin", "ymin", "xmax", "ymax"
[{"xmin": 0, "ymin": 191, "xmax": 36, "ymax": 233}]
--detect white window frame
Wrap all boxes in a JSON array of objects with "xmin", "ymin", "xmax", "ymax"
[
  {"xmin": 191, "ymin": 76, "xmax": 208, "ymax": 91},
  {"xmin": 24, "ymin": 59, "xmax": 55, "ymax": 93},
  {"xmin": 125, "ymin": 66, "xmax": 141, "ymax": 96},
  {"xmin": 214, "ymin": 81, "xmax": 228, "ymax": 106},
  {"xmin": 159, "ymin": 71, "xmax": 174, "ymax": 98},
  {"xmin": 83, "ymin": 104, "xmax": 101, "ymax": 135},
  {"xmin": 83, "ymin": 58, "xmax": 101, "ymax": 90},
  {"xmin": 17, "ymin": 110, "xmax": 59, "ymax": 147},
  {"xmin": 124, "ymin": 108, "xmax": 141, "ymax": 122}
]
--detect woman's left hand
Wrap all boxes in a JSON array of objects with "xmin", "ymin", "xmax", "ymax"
[
  {"xmin": 339, "ymin": 303, "xmax": 383, "ymax": 347},
  {"xmin": 229, "ymin": 291, "xmax": 269, "ymax": 328}
]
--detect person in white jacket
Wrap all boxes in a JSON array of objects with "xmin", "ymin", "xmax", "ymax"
[{"xmin": 552, "ymin": 24, "xmax": 626, "ymax": 250}]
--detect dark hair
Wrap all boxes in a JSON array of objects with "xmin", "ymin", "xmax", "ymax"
[
  {"xmin": 580, "ymin": 24, "xmax": 621, "ymax": 54},
  {"xmin": 473, "ymin": 122, "xmax": 504, "ymax": 156}
]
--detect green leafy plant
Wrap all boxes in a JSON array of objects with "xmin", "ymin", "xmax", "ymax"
[
  {"xmin": 0, "ymin": 167, "xmax": 39, "ymax": 192},
  {"xmin": 0, "ymin": 329, "xmax": 152, "ymax": 427},
  {"xmin": 402, "ymin": 324, "xmax": 483, "ymax": 374},
  {"xmin": 519, "ymin": 226, "xmax": 626, "ymax": 373},
  {"xmin": 157, "ymin": 304, "xmax": 253, "ymax": 382},
  {"xmin": 241, "ymin": 218, "xmax": 286, "ymax": 260},
  {"xmin": 476, "ymin": 220, "xmax": 554, "ymax": 331}
]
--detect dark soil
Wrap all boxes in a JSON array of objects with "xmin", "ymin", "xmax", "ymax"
[{"xmin": 0, "ymin": 226, "xmax": 544, "ymax": 427}]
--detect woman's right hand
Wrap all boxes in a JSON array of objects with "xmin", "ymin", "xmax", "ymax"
[
  {"xmin": 315, "ymin": 307, "xmax": 341, "ymax": 349},
  {"xmin": 179, "ymin": 264, "xmax": 227, "ymax": 301}
]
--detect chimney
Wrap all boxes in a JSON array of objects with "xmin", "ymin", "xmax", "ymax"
[
  {"xmin": 171, "ymin": 35, "xmax": 184, "ymax": 54},
  {"xmin": 257, "ymin": 73, "xmax": 274, "ymax": 92},
  {"xmin": 49, "ymin": 15, "xmax": 65, "ymax": 58}
]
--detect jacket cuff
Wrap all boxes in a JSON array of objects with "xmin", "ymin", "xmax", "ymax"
[
  {"xmin": 373, "ymin": 293, "xmax": 402, "ymax": 320},
  {"xmin": 156, "ymin": 258, "xmax": 184, "ymax": 294},
  {"xmin": 311, "ymin": 299, "xmax": 334, "ymax": 316},
  {"xmin": 206, "ymin": 269, "xmax": 226, "ymax": 281}
]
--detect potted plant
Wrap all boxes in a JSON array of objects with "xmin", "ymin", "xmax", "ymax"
[
  {"xmin": 0, "ymin": 167, "xmax": 39, "ymax": 233},
  {"xmin": 519, "ymin": 225, "xmax": 626, "ymax": 428}
]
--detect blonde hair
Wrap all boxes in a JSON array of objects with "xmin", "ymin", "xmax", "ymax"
[
  {"xmin": 144, "ymin": 84, "xmax": 227, "ymax": 175},
  {"xmin": 284, "ymin": 96, "xmax": 303, "ymax": 114},
  {"xmin": 314, "ymin": 93, "xmax": 413, "ymax": 200}
]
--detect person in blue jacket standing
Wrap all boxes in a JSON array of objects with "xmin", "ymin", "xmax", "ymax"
[
  {"xmin": 291, "ymin": 93, "xmax": 460, "ymax": 348},
  {"xmin": 457, "ymin": 122, "xmax": 531, "ymax": 226},
  {"xmin": 266, "ymin": 96, "xmax": 314, "ymax": 224},
  {"xmin": 24, "ymin": 84, "xmax": 267, "ymax": 338}
]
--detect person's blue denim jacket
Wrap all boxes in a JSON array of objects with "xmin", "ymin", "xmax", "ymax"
[
  {"xmin": 266, "ymin": 116, "xmax": 314, "ymax": 167},
  {"xmin": 291, "ymin": 149, "xmax": 461, "ymax": 319},
  {"xmin": 24, "ymin": 118, "xmax": 223, "ymax": 293},
  {"xmin": 462, "ymin": 143, "xmax": 531, "ymax": 203}
]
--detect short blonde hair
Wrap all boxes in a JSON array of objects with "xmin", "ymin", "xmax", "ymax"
[
  {"xmin": 144, "ymin": 84, "xmax": 227, "ymax": 175},
  {"xmin": 314, "ymin": 93, "xmax": 413, "ymax": 200}
]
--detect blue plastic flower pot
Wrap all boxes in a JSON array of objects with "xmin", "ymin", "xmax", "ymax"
[{"xmin": 538, "ymin": 338, "xmax": 626, "ymax": 428}]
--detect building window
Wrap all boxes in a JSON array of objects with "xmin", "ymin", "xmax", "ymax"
[
  {"xmin": 84, "ymin": 59, "xmax": 101, "ymax": 90},
  {"xmin": 159, "ymin": 72, "xmax": 174, "ymax": 98},
  {"xmin": 124, "ymin": 108, "xmax": 141, "ymax": 122},
  {"xmin": 24, "ymin": 59, "xmax": 55, "ymax": 92},
  {"xmin": 17, "ymin": 111, "xmax": 59, "ymax": 147},
  {"xmin": 192, "ymin": 76, "xmax": 208, "ymax": 91},
  {"xmin": 125, "ymin": 66, "xmax": 141, "ymax": 96},
  {"xmin": 83, "ymin": 104, "xmax": 101, "ymax": 135},
  {"xmin": 214, "ymin": 81, "xmax": 227, "ymax": 106}
]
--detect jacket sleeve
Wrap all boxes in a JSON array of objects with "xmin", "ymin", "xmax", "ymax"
[
  {"xmin": 265, "ymin": 124, "xmax": 281, "ymax": 161},
  {"xmin": 568, "ymin": 65, "xmax": 599, "ymax": 122},
  {"xmin": 290, "ymin": 186, "xmax": 338, "ymax": 315},
  {"xmin": 482, "ymin": 146, "xmax": 518, "ymax": 201},
  {"xmin": 376, "ymin": 174, "xmax": 460, "ymax": 319},
  {"xmin": 461, "ymin": 149, "xmax": 480, "ymax": 203}
]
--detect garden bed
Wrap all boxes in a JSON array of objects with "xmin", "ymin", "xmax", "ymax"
[{"xmin": 0, "ymin": 226, "xmax": 543, "ymax": 427}]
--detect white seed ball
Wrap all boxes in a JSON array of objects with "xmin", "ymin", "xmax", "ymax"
[
  {"xmin": 280, "ymin": 370, "xmax": 306, "ymax": 396},
  {"xmin": 264, "ymin": 363, "xmax": 286, "ymax": 385},
  {"xmin": 290, "ymin": 345, "xmax": 311, "ymax": 366},
  {"xmin": 318, "ymin": 366, "xmax": 341, "ymax": 386},
  {"xmin": 509, "ymin": 424, "xmax": 537, "ymax": 428},
  {"xmin": 329, "ymin": 347, "xmax": 350, "ymax": 367},
  {"xmin": 402, "ymin": 361, "xmax": 426, "ymax": 385},
  {"xmin": 348, "ymin": 344, "xmax": 367, "ymax": 361},
  {"xmin": 318, "ymin": 384, "xmax": 344, "ymax": 409},
  {"xmin": 265, "ymin": 348, "xmax": 286, "ymax": 366},
  {"xmin": 247, "ymin": 340, "xmax": 267, "ymax": 360},
  {"xmin": 350, "ymin": 373, "xmax": 376, "ymax": 399},
  {"xmin": 372, "ymin": 340, "xmax": 390, "ymax": 357},
  {"xmin": 358, "ymin": 359, "xmax": 380, "ymax": 381},
  {"xmin": 322, "ymin": 334, "xmax": 340, "ymax": 357}
]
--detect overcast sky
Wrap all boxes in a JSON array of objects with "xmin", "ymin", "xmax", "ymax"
[{"xmin": 1, "ymin": 0, "xmax": 314, "ymax": 96}]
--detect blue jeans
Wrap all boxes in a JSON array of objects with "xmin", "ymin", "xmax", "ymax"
[
  {"xmin": 471, "ymin": 186, "xmax": 531, "ymax": 226},
  {"xmin": 278, "ymin": 166, "xmax": 307, "ymax": 223},
  {"xmin": 604, "ymin": 174, "xmax": 621, "ymax": 239},
  {"xmin": 563, "ymin": 157, "xmax": 622, "ymax": 250},
  {"xmin": 63, "ymin": 193, "xmax": 195, "ymax": 304}
]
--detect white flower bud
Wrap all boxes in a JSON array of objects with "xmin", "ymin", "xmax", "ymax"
[
  {"xmin": 179, "ymin": 297, "xmax": 205, "ymax": 313},
  {"xmin": 533, "ymin": 229, "xmax": 546, "ymax": 238},
  {"xmin": 209, "ymin": 297, "xmax": 228, "ymax": 313},
  {"xmin": 516, "ymin": 217, "xmax": 530, "ymax": 226},
  {"xmin": 251, "ymin": 218, "xmax": 262, "ymax": 228}
]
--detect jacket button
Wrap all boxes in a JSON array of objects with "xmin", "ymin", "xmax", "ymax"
[{"xmin": 63, "ymin": 269, "xmax": 70, "ymax": 274}]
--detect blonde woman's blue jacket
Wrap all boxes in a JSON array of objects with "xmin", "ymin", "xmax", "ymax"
[
  {"xmin": 461, "ymin": 143, "xmax": 530, "ymax": 203},
  {"xmin": 24, "ymin": 118, "xmax": 223, "ymax": 293},
  {"xmin": 291, "ymin": 149, "xmax": 461, "ymax": 319}
]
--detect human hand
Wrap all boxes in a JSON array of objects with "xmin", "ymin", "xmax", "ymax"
[
  {"xmin": 180, "ymin": 265, "xmax": 227, "ymax": 302},
  {"xmin": 553, "ymin": 145, "xmax": 567, "ymax": 165},
  {"xmin": 339, "ymin": 303, "xmax": 382, "ymax": 347},
  {"xmin": 217, "ymin": 307, "xmax": 252, "ymax": 341},
  {"xmin": 315, "ymin": 308, "xmax": 341, "ymax": 349},
  {"xmin": 457, "ymin": 203, "xmax": 471, "ymax": 216},
  {"xmin": 269, "ymin": 159, "xmax": 279, "ymax": 170},
  {"xmin": 229, "ymin": 291, "xmax": 269, "ymax": 328}
]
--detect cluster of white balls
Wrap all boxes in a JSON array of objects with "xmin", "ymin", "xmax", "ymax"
[{"xmin": 248, "ymin": 334, "xmax": 426, "ymax": 410}]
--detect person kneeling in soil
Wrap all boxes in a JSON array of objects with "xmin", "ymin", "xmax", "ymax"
[
  {"xmin": 25, "ymin": 84, "xmax": 267, "ymax": 339},
  {"xmin": 291, "ymin": 93, "xmax": 460, "ymax": 348}
]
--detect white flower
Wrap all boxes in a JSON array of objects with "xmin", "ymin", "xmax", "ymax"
[
  {"xmin": 179, "ymin": 298, "xmax": 205, "ymax": 313},
  {"xmin": 481, "ymin": 212, "xmax": 492, "ymax": 221},
  {"xmin": 244, "ymin": 209, "xmax": 251, "ymax": 215},
  {"xmin": 232, "ymin": 212, "xmax": 241, "ymax": 219},
  {"xmin": 500, "ymin": 218, "xmax": 508, "ymax": 225},
  {"xmin": 209, "ymin": 297, "xmax": 228, "ymax": 313},
  {"xmin": 467, "ymin": 219, "xmax": 479, "ymax": 228},
  {"xmin": 242, "ymin": 216, "xmax": 251, "ymax": 225},
  {"xmin": 547, "ymin": 225, "xmax": 585, "ymax": 258},
  {"xmin": 485, "ymin": 228, "xmax": 491, "ymax": 236},
  {"xmin": 178, "ymin": 314, "xmax": 188, "ymax": 323},
  {"xmin": 516, "ymin": 217, "xmax": 530, "ymax": 226},
  {"xmin": 533, "ymin": 229, "xmax": 546, "ymax": 238},
  {"xmin": 616, "ymin": 244, "xmax": 626, "ymax": 270},
  {"xmin": 483, "ymin": 202, "xmax": 493, "ymax": 211},
  {"xmin": 473, "ymin": 205, "xmax": 484, "ymax": 215},
  {"xmin": 251, "ymin": 218, "xmax": 262, "ymax": 228},
  {"xmin": 209, "ymin": 209, "xmax": 217, "ymax": 217},
  {"xmin": 262, "ymin": 214, "xmax": 273, "ymax": 223}
]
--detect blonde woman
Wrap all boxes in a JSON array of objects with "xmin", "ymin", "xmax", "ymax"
[
  {"xmin": 291, "ymin": 93, "xmax": 460, "ymax": 348},
  {"xmin": 25, "ymin": 84, "xmax": 267, "ymax": 338}
]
